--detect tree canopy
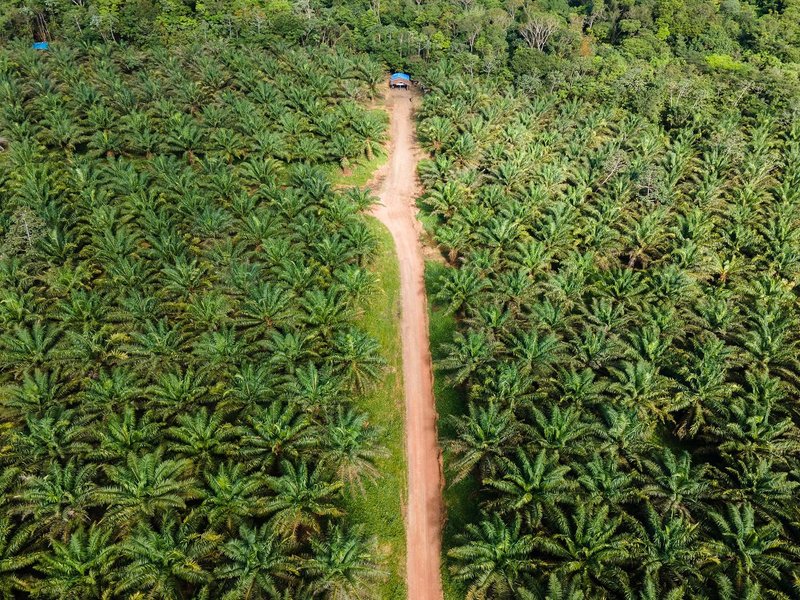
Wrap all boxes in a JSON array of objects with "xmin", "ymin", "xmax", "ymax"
[
  {"xmin": 2, "ymin": 0, "xmax": 800, "ymax": 598},
  {"xmin": 0, "ymin": 39, "xmax": 390, "ymax": 599}
]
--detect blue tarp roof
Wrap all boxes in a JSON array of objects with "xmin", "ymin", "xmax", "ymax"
[
  {"xmin": 32, "ymin": 42, "xmax": 49, "ymax": 50},
  {"xmin": 391, "ymin": 73, "xmax": 410, "ymax": 81}
]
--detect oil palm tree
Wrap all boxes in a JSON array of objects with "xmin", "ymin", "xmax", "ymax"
[
  {"xmin": 2, "ymin": 368, "xmax": 65, "ymax": 419},
  {"xmin": 436, "ymin": 268, "xmax": 489, "ymax": 316},
  {"xmin": 13, "ymin": 459, "xmax": 96, "ymax": 540},
  {"xmin": 483, "ymin": 449, "xmax": 575, "ymax": 529},
  {"xmin": 329, "ymin": 329, "xmax": 384, "ymax": 393},
  {"xmin": 240, "ymin": 400, "xmax": 316, "ymax": 471},
  {"xmin": 264, "ymin": 461, "xmax": 343, "ymax": 543},
  {"xmin": 641, "ymin": 449, "xmax": 713, "ymax": 518},
  {"xmin": 319, "ymin": 407, "xmax": 386, "ymax": 491},
  {"xmin": 0, "ymin": 321, "xmax": 61, "ymax": 377},
  {"xmin": 720, "ymin": 458, "xmax": 799, "ymax": 520},
  {"xmin": 216, "ymin": 523, "xmax": 298, "ymax": 600},
  {"xmin": 526, "ymin": 404, "xmax": 602, "ymax": 459},
  {"xmin": 707, "ymin": 503, "xmax": 799, "ymax": 597},
  {"xmin": 535, "ymin": 572, "xmax": 587, "ymax": 600},
  {"xmin": 166, "ymin": 407, "xmax": 238, "ymax": 474},
  {"xmin": 636, "ymin": 505, "xmax": 708, "ymax": 588},
  {"xmin": 448, "ymin": 514, "xmax": 536, "ymax": 600},
  {"xmin": 448, "ymin": 401, "xmax": 523, "ymax": 484},
  {"xmin": 146, "ymin": 367, "xmax": 208, "ymax": 418},
  {"xmin": 673, "ymin": 335, "xmax": 737, "ymax": 438},
  {"xmin": 710, "ymin": 398, "xmax": 800, "ymax": 467},
  {"xmin": 535, "ymin": 505, "xmax": 633, "ymax": 596},
  {"xmin": 575, "ymin": 454, "xmax": 638, "ymax": 508},
  {"xmin": 0, "ymin": 516, "xmax": 37, "ymax": 600},
  {"xmin": 598, "ymin": 407, "xmax": 655, "ymax": 468},
  {"xmin": 238, "ymin": 283, "xmax": 293, "ymax": 339},
  {"xmin": 93, "ymin": 451, "xmax": 200, "ymax": 529},
  {"xmin": 265, "ymin": 331, "xmax": 316, "ymax": 374},
  {"xmin": 116, "ymin": 517, "xmax": 215, "ymax": 600},
  {"xmin": 507, "ymin": 329, "xmax": 565, "ymax": 378},
  {"xmin": 199, "ymin": 463, "xmax": 267, "ymax": 534},
  {"xmin": 31, "ymin": 524, "xmax": 117, "ymax": 600},
  {"xmin": 282, "ymin": 364, "xmax": 343, "ymax": 414},
  {"xmin": 439, "ymin": 331, "xmax": 496, "ymax": 386},
  {"xmin": 608, "ymin": 360, "xmax": 676, "ymax": 423},
  {"xmin": 13, "ymin": 407, "xmax": 91, "ymax": 465},
  {"xmin": 303, "ymin": 524, "xmax": 384, "ymax": 600},
  {"xmin": 349, "ymin": 112, "xmax": 385, "ymax": 161},
  {"xmin": 300, "ymin": 290, "xmax": 352, "ymax": 343}
]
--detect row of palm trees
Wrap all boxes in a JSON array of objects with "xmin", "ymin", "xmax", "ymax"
[
  {"xmin": 0, "ymin": 40, "xmax": 389, "ymax": 598},
  {"xmin": 417, "ymin": 68, "xmax": 800, "ymax": 598},
  {"xmin": 1, "ymin": 41, "xmax": 386, "ymax": 168}
]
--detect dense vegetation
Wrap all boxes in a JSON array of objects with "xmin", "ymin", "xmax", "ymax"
[
  {"xmin": 4, "ymin": 1, "xmax": 800, "ymax": 599},
  {"xmin": 4, "ymin": 0, "xmax": 799, "ymax": 108},
  {"xmin": 0, "ymin": 41, "xmax": 393, "ymax": 598},
  {"xmin": 418, "ymin": 71, "xmax": 800, "ymax": 598}
]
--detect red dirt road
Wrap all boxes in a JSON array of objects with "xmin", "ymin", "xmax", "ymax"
[{"xmin": 370, "ymin": 90, "xmax": 444, "ymax": 600}]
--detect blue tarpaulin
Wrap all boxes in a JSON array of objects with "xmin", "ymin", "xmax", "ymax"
[
  {"xmin": 32, "ymin": 42, "xmax": 49, "ymax": 50},
  {"xmin": 390, "ymin": 72, "xmax": 410, "ymax": 88}
]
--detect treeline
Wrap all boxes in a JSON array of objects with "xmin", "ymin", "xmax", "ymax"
[
  {"xmin": 417, "ymin": 69, "xmax": 800, "ymax": 598},
  {"xmin": 4, "ymin": 0, "xmax": 799, "ymax": 126},
  {"xmin": 0, "ymin": 40, "xmax": 391, "ymax": 598}
]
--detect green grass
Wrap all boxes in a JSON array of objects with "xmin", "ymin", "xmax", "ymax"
[
  {"xmin": 333, "ymin": 151, "xmax": 388, "ymax": 188},
  {"xmin": 347, "ymin": 217, "xmax": 407, "ymax": 599},
  {"xmin": 425, "ymin": 261, "xmax": 477, "ymax": 600}
]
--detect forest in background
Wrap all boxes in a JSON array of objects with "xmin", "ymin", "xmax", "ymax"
[
  {"xmin": 2, "ymin": 0, "xmax": 799, "ymax": 114},
  {"xmin": 2, "ymin": 0, "xmax": 800, "ymax": 599}
]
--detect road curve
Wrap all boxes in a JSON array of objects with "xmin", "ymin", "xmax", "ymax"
[{"xmin": 370, "ymin": 89, "xmax": 444, "ymax": 600}]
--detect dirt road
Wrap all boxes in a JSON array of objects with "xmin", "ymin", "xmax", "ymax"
[{"xmin": 370, "ymin": 90, "xmax": 444, "ymax": 600}]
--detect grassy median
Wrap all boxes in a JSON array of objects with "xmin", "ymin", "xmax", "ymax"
[{"xmin": 347, "ymin": 217, "xmax": 407, "ymax": 598}]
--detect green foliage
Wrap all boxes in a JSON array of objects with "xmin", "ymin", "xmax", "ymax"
[
  {"xmin": 706, "ymin": 53, "xmax": 747, "ymax": 71},
  {"xmin": 0, "ymin": 39, "xmax": 389, "ymax": 598},
  {"xmin": 2, "ymin": 0, "xmax": 800, "ymax": 599},
  {"xmin": 419, "ymin": 72, "xmax": 800, "ymax": 598}
]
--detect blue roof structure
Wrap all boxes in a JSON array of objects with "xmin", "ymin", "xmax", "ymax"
[
  {"xmin": 32, "ymin": 42, "xmax": 49, "ymax": 50},
  {"xmin": 391, "ymin": 72, "xmax": 410, "ymax": 81}
]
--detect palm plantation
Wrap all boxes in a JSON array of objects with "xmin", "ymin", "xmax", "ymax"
[
  {"xmin": 418, "ymin": 69, "xmax": 800, "ymax": 599},
  {"xmin": 3, "ymin": 0, "xmax": 800, "ymax": 598},
  {"xmin": 0, "ymin": 40, "xmax": 389, "ymax": 599}
]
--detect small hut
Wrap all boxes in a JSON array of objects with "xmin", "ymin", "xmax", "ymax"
[{"xmin": 390, "ymin": 73, "xmax": 410, "ymax": 89}]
